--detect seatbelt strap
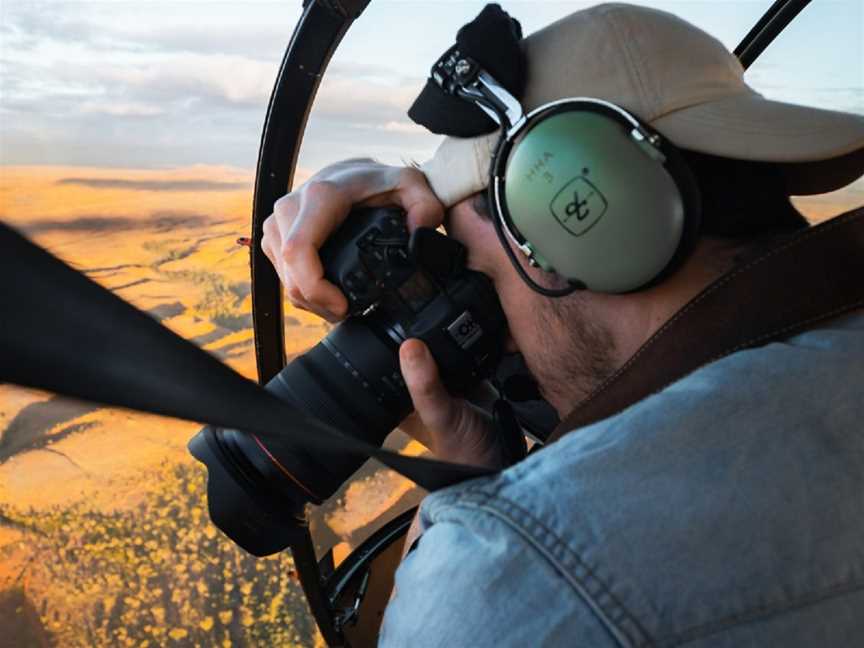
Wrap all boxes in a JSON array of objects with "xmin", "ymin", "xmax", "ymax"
[{"xmin": 548, "ymin": 207, "xmax": 864, "ymax": 444}]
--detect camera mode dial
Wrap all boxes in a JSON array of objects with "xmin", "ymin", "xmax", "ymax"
[{"xmin": 321, "ymin": 208, "xmax": 414, "ymax": 315}]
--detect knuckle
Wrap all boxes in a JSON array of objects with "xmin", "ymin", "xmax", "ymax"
[
  {"xmin": 302, "ymin": 179, "xmax": 335, "ymax": 202},
  {"xmin": 262, "ymin": 215, "xmax": 275, "ymax": 236},
  {"xmin": 286, "ymin": 284, "xmax": 304, "ymax": 303},
  {"xmin": 279, "ymin": 235, "xmax": 303, "ymax": 260},
  {"xmin": 399, "ymin": 165, "xmax": 427, "ymax": 189},
  {"xmin": 273, "ymin": 192, "xmax": 296, "ymax": 213},
  {"xmin": 262, "ymin": 217, "xmax": 277, "ymax": 238}
]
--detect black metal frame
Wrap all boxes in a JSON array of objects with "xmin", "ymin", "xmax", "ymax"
[
  {"xmin": 734, "ymin": 0, "xmax": 812, "ymax": 70},
  {"xmin": 248, "ymin": 1, "xmax": 816, "ymax": 645},
  {"xmin": 251, "ymin": 0, "xmax": 371, "ymax": 386},
  {"xmin": 248, "ymin": 1, "xmax": 371, "ymax": 644}
]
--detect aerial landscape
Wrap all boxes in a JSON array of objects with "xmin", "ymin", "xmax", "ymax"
[
  {"xmin": 0, "ymin": 165, "xmax": 425, "ymax": 646},
  {"xmin": 1, "ymin": 2, "xmax": 861, "ymax": 643},
  {"xmin": 2, "ymin": 159, "xmax": 860, "ymax": 646}
]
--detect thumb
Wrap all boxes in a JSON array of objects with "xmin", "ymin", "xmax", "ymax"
[
  {"xmin": 391, "ymin": 168, "xmax": 444, "ymax": 232},
  {"xmin": 399, "ymin": 339, "xmax": 459, "ymax": 432}
]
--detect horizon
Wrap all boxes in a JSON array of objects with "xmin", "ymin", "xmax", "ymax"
[
  {"xmin": 2, "ymin": 1, "xmax": 862, "ymax": 174},
  {"xmin": 1, "ymin": 2, "xmax": 863, "ymax": 645}
]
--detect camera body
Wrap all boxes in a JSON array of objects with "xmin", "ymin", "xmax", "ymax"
[
  {"xmin": 189, "ymin": 207, "xmax": 508, "ymax": 556},
  {"xmin": 320, "ymin": 207, "xmax": 504, "ymax": 402}
]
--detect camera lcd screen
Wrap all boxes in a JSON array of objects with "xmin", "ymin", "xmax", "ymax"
[{"xmin": 397, "ymin": 270, "xmax": 438, "ymax": 313}]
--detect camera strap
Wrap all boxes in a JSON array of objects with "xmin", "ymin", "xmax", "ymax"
[
  {"xmin": 547, "ymin": 206, "xmax": 864, "ymax": 445},
  {"xmin": 1, "ymin": 207, "xmax": 863, "ymax": 495},
  {"xmin": 0, "ymin": 222, "xmax": 492, "ymax": 493}
]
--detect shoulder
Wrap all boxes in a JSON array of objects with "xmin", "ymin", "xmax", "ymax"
[
  {"xmin": 379, "ymin": 496, "xmax": 621, "ymax": 648},
  {"xmin": 382, "ymin": 310, "xmax": 864, "ymax": 646}
]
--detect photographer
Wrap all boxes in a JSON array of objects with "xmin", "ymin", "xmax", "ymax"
[{"xmin": 262, "ymin": 4, "xmax": 864, "ymax": 646}]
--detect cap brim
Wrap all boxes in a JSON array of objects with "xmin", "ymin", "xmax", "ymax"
[
  {"xmin": 653, "ymin": 93, "xmax": 864, "ymax": 194},
  {"xmin": 422, "ymin": 93, "xmax": 864, "ymax": 206}
]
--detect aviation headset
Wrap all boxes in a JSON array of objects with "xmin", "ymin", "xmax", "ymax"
[{"xmin": 430, "ymin": 45, "xmax": 703, "ymax": 297}]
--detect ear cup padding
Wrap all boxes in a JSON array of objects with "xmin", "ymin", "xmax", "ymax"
[
  {"xmin": 500, "ymin": 105, "xmax": 696, "ymax": 293},
  {"xmin": 638, "ymin": 135, "xmax": 702, "ymax": 290}
]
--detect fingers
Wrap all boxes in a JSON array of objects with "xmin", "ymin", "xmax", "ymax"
[
  {"xmin": 261, "ymin": 160, "xmax": 444, "ymax": 322},
  {"xmin": 393, "ymin": 167, "xmax": 445, "ymax": 232},
  {"xmin": 357, "ymin": 167, "xmax": 444, "ymax": 231},
  {"xmin": 398, "ymin": 339, "xmax": 504, "ymax": 468},
  {"xmin": 268, "ymin": 183, "xmax": 350, "ymax": 320},
  {"xmin": 399, "ymin": 339, "xmax": 460, "ymax": 433},
  {"xmin": 281, "ymin": 238, "xmax": 347, "ymax": 319},
  {"xmin": 263, "ymin": 211, "xmax": 340, "ymax": 320}
]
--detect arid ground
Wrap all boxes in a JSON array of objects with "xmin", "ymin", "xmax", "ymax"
[
  {"xmin": 0, "ymin": 166, "xmax": 426, "ymax": 647},
  {"xmin": 1, "ymin": 164, "xmax": 860, "ymax": 647}
]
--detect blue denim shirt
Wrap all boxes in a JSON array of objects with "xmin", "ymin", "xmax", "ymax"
[{"xmin": 380, "ymin": 310, "xmax": 864, "ymax": 647}]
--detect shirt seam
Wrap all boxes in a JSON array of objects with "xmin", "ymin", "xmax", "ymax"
[
  {"xmin": 430, "ymin": 487, "xmax": 864, "ymax": 648},
  {"xmin": 605, "ymin": 7, "xmax": 653, "ymax": 120},
  {"xmin": 428, "ymin": 490, "xmax": 652, "ymax": 648}
]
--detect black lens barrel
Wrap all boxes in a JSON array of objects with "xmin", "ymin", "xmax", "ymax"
[{"xmin": 189, "ymin": 214, "xmax": 508, "ymax": 556}]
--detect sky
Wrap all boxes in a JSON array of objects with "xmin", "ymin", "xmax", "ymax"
[{"xmin": 1, "ymin": 0, "xmax": 862, "ymax": 175}]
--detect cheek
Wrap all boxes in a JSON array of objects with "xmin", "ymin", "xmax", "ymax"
[
  {"xmin": 461, "ymin": 226, "xmax": 504, "ymax": 278},
  {"xmin": 495, "ymin": 278, "xmax": 545, "ymax": 352}
]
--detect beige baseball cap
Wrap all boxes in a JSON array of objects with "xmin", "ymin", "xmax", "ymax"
[{"xmin": 420, "ymin": 3, "xmax": 864, "ymax": 207}]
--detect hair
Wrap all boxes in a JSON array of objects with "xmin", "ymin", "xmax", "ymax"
[{"xmin": 680, "ymin": 149, "xmax": 809, "ymax": 265}]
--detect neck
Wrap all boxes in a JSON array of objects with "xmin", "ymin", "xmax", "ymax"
[{"xmin": 594, "ymin": 238, "xmax": 738, "ymax": 371}]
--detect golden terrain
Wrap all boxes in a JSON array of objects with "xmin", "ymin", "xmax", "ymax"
[
  {"xmin": 0, "ymin": 165, "xmax": 424, "ymax": 647},
  {"xmin": 1, "ymin": 164, "xmax": 860, "ymax": 647}
]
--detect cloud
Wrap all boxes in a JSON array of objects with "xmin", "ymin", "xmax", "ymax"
[
  {"xmin": 55, "ymin": 178, "xmax": 249, "ymax": 192},
  {"xmin": 378, "ymin": 121, "xmax": 429, "ymax": 134},
  {"xmin": 15, "ymin": 212, "xmax": 212, "ymax": 234},
  {"xmin": 0, "ymin": 2, "xmax": 300, "ymax": 61},
  {"xmin": 79, "ymin": 101, "xmax": 167, "ymax": 117},
  {"xmin": 312, "ymin": 76, "xmax": 424, "ymax": 125},
  {"xmin": 89, "ymin": 53, "xmax": 278, "ymax": 107},
  {"xmin": 0, "ymin": 1, "xmax": 442, "ymax": 169}
]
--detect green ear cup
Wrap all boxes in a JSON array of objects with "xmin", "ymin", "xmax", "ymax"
[{"xmin": 503, "ymin": 109, "xmax": 685, "ymax": 293}]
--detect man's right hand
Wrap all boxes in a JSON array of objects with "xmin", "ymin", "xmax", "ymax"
[{"xmin": 260, "ymin": 158, "xmax": 444, "ymax": 322}]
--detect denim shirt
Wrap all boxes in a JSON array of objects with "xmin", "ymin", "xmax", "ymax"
[{"xmin": 380, "ymin": 310, "xmax": 864, "ymax": 647}]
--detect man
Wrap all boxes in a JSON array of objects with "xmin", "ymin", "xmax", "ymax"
[{"xmin": 262, "ymin": 4, "xmax": 864, "ymax": 645}]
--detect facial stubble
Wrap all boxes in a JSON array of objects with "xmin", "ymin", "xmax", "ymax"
[{"xmin": 529, "ymin": 291, "xmax": 617, "ymax": 416}]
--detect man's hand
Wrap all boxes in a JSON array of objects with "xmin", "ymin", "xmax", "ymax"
[
  {"xmin": 399, "ymin": 338, "xmax": 508, "ymax": 469},
  {"xmin": 260, "ymin": 159, "xmax": 444, "ymax": 322}
]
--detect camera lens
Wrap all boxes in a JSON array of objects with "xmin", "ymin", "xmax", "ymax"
[
  {"xmin": 189, "ymin": 211, "xmax": 508, "ymax": 556},
  {"xmin": 188, "ymin": 314, "xmax": 414, "ymax": 555}
]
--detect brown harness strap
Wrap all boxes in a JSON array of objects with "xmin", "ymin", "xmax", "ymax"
[{"xmin": 548, "ymin": 207, "xmax": 864, "ymax": 443}]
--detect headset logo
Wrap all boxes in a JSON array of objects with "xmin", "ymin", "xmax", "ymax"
[{"xmin": 549, "ymin": 173, "xmax": 608, "ymax": 237}]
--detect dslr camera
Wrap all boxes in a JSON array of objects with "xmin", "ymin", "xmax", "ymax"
[{"xmin": 189, "ymin": 207, "xmax": 508, "ymax": 555}]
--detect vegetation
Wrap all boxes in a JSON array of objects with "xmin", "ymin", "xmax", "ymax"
[{"xmin": 0, "ymin": 462, "xmax": 318, "ymax": 647}]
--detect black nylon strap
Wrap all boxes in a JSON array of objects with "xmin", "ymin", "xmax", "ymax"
[
  {"xmin": 0, "ymin": 222, "xmax": 491, "ymax": 492},
  {"xmin": 3, "ymin": 210, "xmax": 864, "ymax": 495},
  {"xmin": 251, "ymin": 0, "xmax": 370, "ymax": 385}
]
